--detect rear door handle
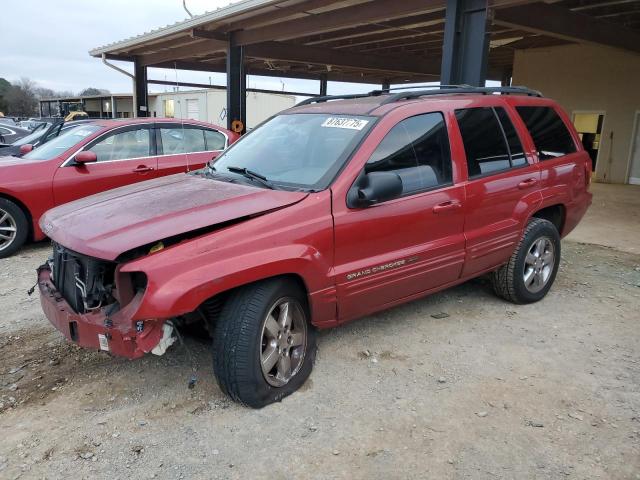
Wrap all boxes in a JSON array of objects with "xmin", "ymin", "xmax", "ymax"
[
  {"xmin": 133, "ymin": 165, "xmax": 154, "ymax": 173},
  {"xmin": 518, "ymin": 178, "xmax": 538, "ymax": 189},
  {"xmin": 433, "ymin": 200, "xmax": 462, "ymax": 214}
]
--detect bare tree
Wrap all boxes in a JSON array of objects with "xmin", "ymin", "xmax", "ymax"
[{"xmin": 4, "ymin": 78, "xmax": 38, "ymax": 116}]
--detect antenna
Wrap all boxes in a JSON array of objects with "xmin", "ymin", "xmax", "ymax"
[
  {"xmin": 182, "ymin": 0, "xmax": 193, "ymax": 18},
  {"xmin": 174, "ymin": 62, "xmax": 190, "ymax": 173}
]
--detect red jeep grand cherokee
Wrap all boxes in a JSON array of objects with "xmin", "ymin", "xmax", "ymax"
[
  {"xmin": 37, "ymin": 86, "xmax": 592, "ymax": 408},
  {"xmin": 0, "ymin": 118, "xmax": 237, "ymax": 258}
]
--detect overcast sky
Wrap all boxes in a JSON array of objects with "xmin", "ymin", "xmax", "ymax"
[{"xmin": 1, "ymin": 0, "xmax": 382, "ymax": 97}]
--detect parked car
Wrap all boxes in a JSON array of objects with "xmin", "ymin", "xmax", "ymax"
[
  {"xmin": 0, "ymin": 124, "xmax": 32, "ymax": 144},
  {"xmin": 35, "ymin": 87, "xmax": 592, "ymax": 408},
  {"xmin": 18, "ymin": 118, "xmax": 48, "ymax": 131},
  {"xmin": 0, "ymin": 118, "xmax": 237, "ymax": 257},
  {"xmin": 0, "ymin": 120, "xmax": 94, "ymax": 157}
]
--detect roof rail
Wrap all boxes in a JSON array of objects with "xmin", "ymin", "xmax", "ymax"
[
  {"xmin": 295, "ymin": 85, "xmax": 542, "ymax": 107},
  {"xmin": 295, "ymin": 92, "xmax": 382, "ymax": 107},
  {"xmin": 379, "ymin": 85, "xmax": 542, "ymax": 104}
]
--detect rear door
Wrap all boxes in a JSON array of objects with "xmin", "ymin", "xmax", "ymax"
[
  {"xmin": 156, "ymin": 123, "xmax": 228, "ymax": 177},
  {"xmin": 53, "ymin": 124, "xmax": 158, "ymax": 206},
  {"xmin": 456, "ymin": 105, "xmax": 542, "ymax": 277},
  {"xmin": 333, "ymin": 111, "xmax": 466, "ymax": 322},
  {"xmin": 514, "ymin": 105, "xmax": 586, "ymax": 209}
]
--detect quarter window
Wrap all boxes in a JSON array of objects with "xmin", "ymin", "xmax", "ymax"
[
  {"xmin": 204, "ymin": 129, "xmax": 226, "ymax": 150},
  {"xmin": 160, "ymin": 127, "xmax": 206, "ymax": 155},
  {"xmin": 455, "ymin": 107, "xmax": 527, "ymax": 177},
  {"xmin": 87, "ymin": 128, "xmax": 150, "ymax": 162},
  {"xmin": 516, "ymin": 106, "xmax": 576, "ymax": 160},
  {"xmin": 365, "ymin": 113, "xmax": 452, "ymax": 196}
]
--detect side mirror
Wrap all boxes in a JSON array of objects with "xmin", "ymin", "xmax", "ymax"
[
  {"xmin": 74, "ymin": 151, "xmax": 97, "ymax": 164},
  {"xmin": 348, "ymin": 171, "xmax": 403, "ymax": 208},
  {"xmin": 19, "ymin": 144, "xmax": 33, "ymax": 154}
]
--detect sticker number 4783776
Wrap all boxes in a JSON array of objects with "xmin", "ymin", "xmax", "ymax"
[{"xmin": 321, "ymin": 117, "xmax": 369, "ymax": 130}]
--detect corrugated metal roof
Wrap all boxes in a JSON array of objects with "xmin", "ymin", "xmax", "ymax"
[{"xmin": 89, "ymin": 0, "xmax": 282, "ymax": 56}]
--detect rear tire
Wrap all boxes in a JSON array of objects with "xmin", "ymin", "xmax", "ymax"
[
  {"xmin": 211, "ymin": 278, "xmax": 316, "ymax": 408},
  {"xmin": 0, "ymin": 198, "xmax": 28, "ymax": 259},
  {"xmin": 491, "ymin": 218, "xmax": 560, "ymax": 304}
]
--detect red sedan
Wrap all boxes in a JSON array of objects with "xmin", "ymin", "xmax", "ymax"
[{"xmin": 0, "ymin": 118, "xmax": 238, "ymax": 258}]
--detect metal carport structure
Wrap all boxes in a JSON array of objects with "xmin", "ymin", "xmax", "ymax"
[{"xmin": 90, "ymin": 0, "xmax": 640, "ymax": 134}]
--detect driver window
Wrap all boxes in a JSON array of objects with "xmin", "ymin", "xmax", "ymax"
[
  {"xmin": 365, "ymin": 113, "xmax": 453, "ymax": 196},
  {"xmin": 87, "ymin": 128, "xmax": 150, "ymax": 162}
]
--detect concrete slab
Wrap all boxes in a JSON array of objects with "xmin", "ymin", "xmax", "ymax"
[{"xmin": 567, "ymin": 182, "xmax": 640, "ymax": 253}]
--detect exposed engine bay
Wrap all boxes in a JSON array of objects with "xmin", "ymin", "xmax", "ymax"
[{"xmin": 49, "ymin": 242, "xmax": 118, "ymax": 313}]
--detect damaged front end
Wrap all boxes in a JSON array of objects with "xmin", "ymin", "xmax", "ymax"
[{"xmin": 38, "ymin": 243, "xmax": 174, "ymax": 359}]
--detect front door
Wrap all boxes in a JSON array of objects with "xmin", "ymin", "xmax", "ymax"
[
  {"xmin": 333, "ymin": 112, "xmax": 466, "ymax": 323},
  {"xmin": 53, "ymin": 124, "xmax": 157, "ymax": 206}
]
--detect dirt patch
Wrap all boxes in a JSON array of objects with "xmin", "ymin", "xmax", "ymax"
[{"xmin": 0, "ymin": 241, "xmax": 639, "ymax": 479}]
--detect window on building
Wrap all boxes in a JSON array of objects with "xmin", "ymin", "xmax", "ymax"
[
  {"xmin": 88, "ymin": 128, "xmax": 150, "ymax": 162},
  {"xmin": 164, "ymin": 99, "xmax": 175, "ymax": 118},
  {"xmin": 160, "ymin": 127, "xmax": 206, "ymax": 155},
  {"xmin": 365, "ymin": 113, "xmax": 452, "ymax": 196},
  {"xmin": 516, "ymin": 106, "xmax": 577, "ymax": 160}
]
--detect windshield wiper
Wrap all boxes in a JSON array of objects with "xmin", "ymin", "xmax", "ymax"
[{"xmin": 226, "ymin": 166, "xmax": 275, "ymax": 190}]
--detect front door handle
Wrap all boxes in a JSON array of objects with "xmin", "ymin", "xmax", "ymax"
[
  {"xmin": 133, "ymin": 165, "xmax": 154, "ymax": 173},
  {"xmin": 433, "ymin": 200, "xmax": 462, "ymax": 214},
  {"xmin": 518, "ymin": 178, "xmax": 538, "ymax": 189}
]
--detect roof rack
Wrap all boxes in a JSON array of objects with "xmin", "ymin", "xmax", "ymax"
[
  {"xmin": 379, "ymin": 86, "xmax": 542, "ymax": 104},
  {"xmin": 295, "ymin": 85, "xmax": 542, "ymax": 107}
]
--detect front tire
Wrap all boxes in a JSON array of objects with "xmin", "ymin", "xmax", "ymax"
[
  {"xmin": 0, "ymin": 198, "xmax": 28, "ymax": 259},
  {"xmin": 212, "ymin": 278, "xmax": 316, "ymax": 408},
  {"xmin": 491, "ymin": 218, "xmax": 561, "ymax": 304}
]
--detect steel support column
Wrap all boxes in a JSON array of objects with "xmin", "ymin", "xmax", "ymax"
[
  {"xmin": 134, "ymin": 57, "xmax": 149, "ymax": 117},
  {"xmin": 440, "ymin": 0, "xmax": 490, "ymax": 87},
  {"xmin": 319, "ymin": 74, "xmax": 328, "ymax": 96},
  {"xmin": 381, "ymin": 80, "xmax": 391, "ymax": 91},
  {"xmin": 111, "ymin": 96, "xmax": 117, "ymax": 119},
  {"xmin": 227, "ymin": 35, "xmax": 246, "ymax": 134}
]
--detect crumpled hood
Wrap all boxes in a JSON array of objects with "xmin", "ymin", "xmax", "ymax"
[{"xmin": 41, "ymin": 174, "xmax": 308, "ymax": 260}]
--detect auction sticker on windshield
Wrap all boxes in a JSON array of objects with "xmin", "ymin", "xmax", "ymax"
[{"xmin": 321, "ymin": 117, "xmax": 369, "ymax": 130}]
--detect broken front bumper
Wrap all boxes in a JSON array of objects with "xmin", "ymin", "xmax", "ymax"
[{"xmin": 38, "ymin": 266, "xmax": 165, "ymax": 359}]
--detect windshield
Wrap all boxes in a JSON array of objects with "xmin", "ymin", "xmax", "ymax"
[
  {"xmin": 13, "ymin": 126, "xmax": 49, "ymax": 146},
  {"xmin": 212, "ymin": 113, "xmax": 374, "ymax": 190},
  {"xmin": 23, "ymin": 125, "xmax": 101, "ymax": 161}
]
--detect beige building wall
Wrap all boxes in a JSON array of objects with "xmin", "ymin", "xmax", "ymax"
[
  {"xmin": 512, "ymin": 43, "xmax": 640, "ymax": 184},
  {"xmin": 151, "ymin": 89, "xmax": 296, "ymax": 129}
]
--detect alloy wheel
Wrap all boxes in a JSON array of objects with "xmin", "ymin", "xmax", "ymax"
[
  {"xmin": 260, "ymin": 297, "xmax": 307, "ymax": 387},
  {"xmin": 0, "ymin": 208, "xmax": 17, "ymax": 253},
  {"xmin": 523, "ymin": 237, "xmax": 555, "ymax": 293}
]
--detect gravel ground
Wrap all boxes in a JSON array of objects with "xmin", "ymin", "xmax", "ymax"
[{"xmin": 1, "ymin": 239, "xmax": 639, "ymax": 480}]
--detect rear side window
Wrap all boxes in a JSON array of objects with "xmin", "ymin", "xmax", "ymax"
[
  {"xmin": 455, "ymin": 107, "xmax": 526, "ymax": 177},
  {"xmin": 495, "ymin": 108, "xmax": 527, "ymax": 167},
  {"xmin": 365, "ymin": 113, "xmax": 452, "ymax": 196},
  {"xmin": 160, "ymin": 127, "xmax": 206, "ymax": 154},
  {"xmin": 516, "ymin": 106, "xmax": 576, "ymax": 160}
]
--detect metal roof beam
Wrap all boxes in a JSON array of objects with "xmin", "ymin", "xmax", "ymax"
[
  {"xmin": 494, "ymin": 1, "xmax": 640, "ymax": 54},
  {"xmin": 244, "ymin": 41, "xmax": 441, "ymax": 75},
  {"xmin": 233, "ymin": 0, "xmax": 445, "ymax": 45},
  {"xmin": 138, "ymin": 39, "xmax": 228, "ymax": 67}
]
